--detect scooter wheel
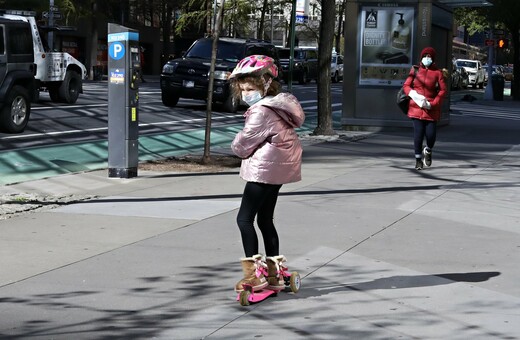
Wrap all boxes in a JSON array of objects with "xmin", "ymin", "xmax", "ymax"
[
  {"xmin": 239, "ymin": 290, "xmax": 251, "ymax": 306},
  {"xmin": 290, "ymin": 272, "xmax": 301, "ymax": 293}
]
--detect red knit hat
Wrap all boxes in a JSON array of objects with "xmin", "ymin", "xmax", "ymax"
[{"xmin": 420, "ymin": 47, "xmax": 436, "ymax": 61}]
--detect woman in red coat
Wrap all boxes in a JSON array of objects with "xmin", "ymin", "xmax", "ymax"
[{"xmin": 403, "ymin": 47, "xmax": 447, "ymax": 170}]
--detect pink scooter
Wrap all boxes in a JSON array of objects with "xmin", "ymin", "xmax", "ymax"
[{"xmin": 237, "ymin": 267, "xmax": 301, "ymax": 306}]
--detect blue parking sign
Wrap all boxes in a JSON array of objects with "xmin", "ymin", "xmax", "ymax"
[{"xmin": 109, "ymin": 42, "xmax": 125, "ymax": 60}]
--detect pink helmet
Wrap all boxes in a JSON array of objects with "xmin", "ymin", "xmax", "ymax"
[{"xmin": 229, "ymin": 55, "xmax": 278, "ymax": 79}]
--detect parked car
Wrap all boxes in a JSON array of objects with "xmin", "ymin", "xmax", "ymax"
[
  {"xmin": 277, "ymin": 47, "xmax": 318, "ymax": 84},
  {"xmin": 160, "ymin": 37, "xmax": 280, "ymax": 112},
  {"xmin": 503, "ymin": 66, "xmax": 514, "ymax": 81},
  {"xmin": 454, "ymin": 59, "xmax": 485, "ymax": 89},
  {"xmin": 0, "ymin": 16, "xmax": 36, "ymax": 133},
  {"xmin": 331, "ymin": 53, "xmax": 344, "ymax": 83}
]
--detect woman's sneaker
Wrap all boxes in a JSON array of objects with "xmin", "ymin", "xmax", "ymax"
[
  {"xmin": 422, "ymin": 147, "xmax": 432, "ymax": 167},
  {"xmin": 415, "ymin": 158, "xmax": 423, "ymax": 170}
]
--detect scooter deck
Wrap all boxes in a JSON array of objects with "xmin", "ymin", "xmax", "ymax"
[{"xmin": 237, "ymin": 285, "xmax": 283, "ymax": 304}]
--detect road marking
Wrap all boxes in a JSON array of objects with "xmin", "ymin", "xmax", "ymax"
[{"xmin": 32, "ymin": 103, "xmax": 107, "ymax": 110}]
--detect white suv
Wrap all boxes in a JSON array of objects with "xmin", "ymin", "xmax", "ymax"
[{"xmin": 455, "ymin": 59, "xmax": 485, "ymax": 89}]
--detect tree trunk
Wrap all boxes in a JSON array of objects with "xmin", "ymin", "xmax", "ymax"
[
  {"xmin": 206, "ymin": 0, "xmax": 212, "ymax": 35},
  {"xmin": 258, "ymin": 0, "xmax": 269, "ymax": 40},
  {"xmin": 203, "ymin": 0, "xmax": 226, "ymax": 164},
  {"xmin": 314, "ymin": 0, "xmax": 336, "ymax": 136},
  {"xmin": 88, "ymin": 1, "xmax": 99, "ymax": 80},
  {"xmin": 162, "ymin": 2, "xmax": 173, "ymax": 65},
  {"xmin": 335, "ymin": 0, "xmax": 346, "ymax": 53}
]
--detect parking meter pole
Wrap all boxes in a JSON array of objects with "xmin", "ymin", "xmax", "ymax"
[
  {"xmin": 484, "ymin": 24, "xmax": 494, "ymax": 100},
  {"xmin": 107, "ymin": 23, "xmax": 140, "ymax": 178},
  {"xmin": 288, "ymin": 0, "xmax": 297, "ymax": 92}
]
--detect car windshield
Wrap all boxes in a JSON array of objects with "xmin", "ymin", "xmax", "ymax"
[
  {"xmin": 456, "ymin": 60, "xmax": 478, "ymax": 68},
  {"xmin": 186, "ymin": 39, "xmax": 245, "ymax": 62}
]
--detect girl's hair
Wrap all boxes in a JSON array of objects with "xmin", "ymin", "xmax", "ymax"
[{"xmin": 230, "ymin": 73, "xmax": 281, "ymax": 99}]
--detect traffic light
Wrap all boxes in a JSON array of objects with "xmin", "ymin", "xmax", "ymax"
[{"xmin": 498, "ymin": 38, "xmax": 509, "ymax": 49}]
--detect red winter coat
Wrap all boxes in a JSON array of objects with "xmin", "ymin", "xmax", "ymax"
[{"xmin": 403, "ymin": 64, "xmax": 447, "ymax": 121}]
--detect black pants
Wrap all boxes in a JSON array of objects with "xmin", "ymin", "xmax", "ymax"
[
  {"xmin": 236, "ymin": 182, "xmax": 282, "ymax": 257},
  {"xmin": 412, "ymin": 118, "xmax": 437, "ymax": 157}
]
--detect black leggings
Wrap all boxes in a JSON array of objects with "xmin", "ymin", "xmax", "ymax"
[
  {"xmin": 412, "ymin": 118, "xmax": 437, "ymax": 156},
  {"xmin": 236, "ymin": 182, "xmax": 282, "ymax": 257}
]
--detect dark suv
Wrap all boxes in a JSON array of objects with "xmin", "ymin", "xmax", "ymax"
[
  {"xmin": 0, "ymin": 16, "xmax": 36, "ymax": 133},
  {"xmin": 160, "ymin": 37, "xmax": 280, "ymax": 113},
  {"xmin": 278, "ymin": 47, "xmax": 318, "ymax": 84}
]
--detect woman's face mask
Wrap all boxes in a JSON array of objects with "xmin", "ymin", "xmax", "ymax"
[
  {"xmin": 422, "ymin": 57, "xmax": 433, "ymax": 67},
  {"xmin": 242, "ymin": 91, "xmax": 263, "ymax": 106}
]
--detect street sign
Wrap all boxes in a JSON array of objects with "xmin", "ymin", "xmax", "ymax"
[
  {"xmin": 485, "ymin": 39, "xmax": 495, "ymax": 47},
  {"xmin": 493, "ymin": 29, "xmax": 505, "ymax": 36},
  {"xmin": 42, "ymin": 11, "xmax": 62, "ymax": 20},
  {"xmin": 50, "ymin": 5, "xmax": 59, "ymax": 12}
]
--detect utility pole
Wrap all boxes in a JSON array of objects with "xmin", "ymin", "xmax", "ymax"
[{"xmin": 287, "ymin": 0, "xmax": 297, "ymax": 92}]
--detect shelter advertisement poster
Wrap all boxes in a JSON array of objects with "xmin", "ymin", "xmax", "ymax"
[{"xmin": 359, "ymin": 6, "xmax": 415, "ymax": 86}]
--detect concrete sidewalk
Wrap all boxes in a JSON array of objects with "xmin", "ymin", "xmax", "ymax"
[{"xmin": 1, "ymin": 110, "xmax": 520, "ymax": 338}]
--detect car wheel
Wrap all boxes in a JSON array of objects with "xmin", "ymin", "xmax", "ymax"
[
  {"xmin": 0, "ymin": 85, "xmax": 31, "ymax": 134},
  {"xmin": 59, "ymin": 70, "xmax": 82, "ymax": 104},
  {"xmin": 222, "ymin": 95, "xmax": 239, "ymax": 113},
  {"xmin": 48, "ymin": 84, "xmax": 61, "ymax": 102},
  {"xmin": 161, "ymin": 91, "xmax": 180, "ymax": 107},
  {"xmin": 479, "ymin": 79, "xmax": 484, "ymax": 89}
]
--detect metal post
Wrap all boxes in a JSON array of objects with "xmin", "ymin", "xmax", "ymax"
[
  {"xmin": 484, "ymin": 24, "xmax": 494, "ymax": 100},
  {"xmin": 288, "ymin": 0, "xmax": 297, "ymax": 92},
  {"xmin": 48, "ymin": 0, "xmax": 54, "ymax": 51}
]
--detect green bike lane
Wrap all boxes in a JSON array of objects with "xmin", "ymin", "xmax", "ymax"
[{"xmin": 0, "ymin": 120, "xmax": 319, "ymax": 186}]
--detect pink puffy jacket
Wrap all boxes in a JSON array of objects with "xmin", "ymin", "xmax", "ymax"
[{"xmin": 231, "ymin": 92, "xmax": 305, "ymax": 185}]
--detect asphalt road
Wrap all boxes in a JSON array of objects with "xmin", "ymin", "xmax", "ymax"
[{"xmin": 0, "ymin": 80, "xmax": 344, "ymax": 151}]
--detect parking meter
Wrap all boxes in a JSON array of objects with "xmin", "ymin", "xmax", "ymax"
[{"xmin": 107, "ymin": 23, "xmax": 140, "ymax": 178}]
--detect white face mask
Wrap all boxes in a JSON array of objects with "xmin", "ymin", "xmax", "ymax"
[
  {"xmin": 422, "ymin": 57, "xmax": 433, "ymax": 67},
  {"xmin": 242, "ymin": 91, "xmax": 263, "ymax": 106}
]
